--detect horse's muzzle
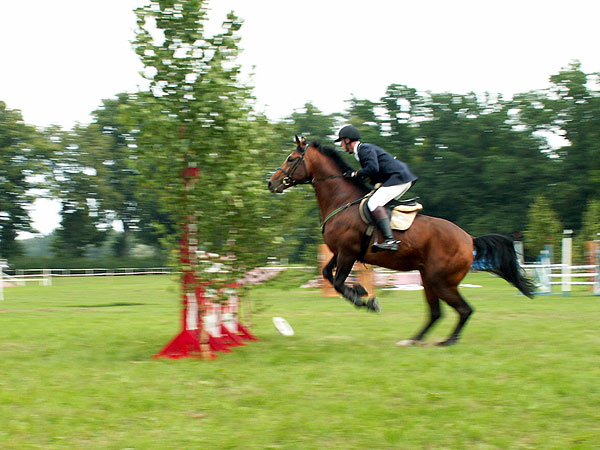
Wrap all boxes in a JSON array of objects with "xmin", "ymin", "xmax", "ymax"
[{"xmin": 267, "ymin": 180, "xmax": 282, "ymax": 193}]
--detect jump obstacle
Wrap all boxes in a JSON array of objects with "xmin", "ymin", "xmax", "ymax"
[
  {"xmin": 523, "ymin": 231, "xmax": 600, "ymax": 296},
  {"xmin": 153, "ymin": 164, "xmax": 257, "ymax": 360}
]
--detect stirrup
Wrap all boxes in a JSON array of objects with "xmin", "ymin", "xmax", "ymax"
[{"xmin": 372, "ymin": 239, "xmax": 399, "ymax": 253}]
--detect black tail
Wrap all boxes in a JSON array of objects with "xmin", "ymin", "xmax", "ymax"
[{"xmin": 473, "ymin": 234, "xmax": 535, "ymax": 298}]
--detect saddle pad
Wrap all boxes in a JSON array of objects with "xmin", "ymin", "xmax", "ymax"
[
  {"xmin": 359, "ymin": 198, "xmax": 422, "ymax": 231},
  {"xmin": 390, "ymin": 210, "xmax": 418, "ymax": 231}
]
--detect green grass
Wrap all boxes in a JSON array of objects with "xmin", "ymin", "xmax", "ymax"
[{"xmin": 1, "ymin": 272, "xmax": 599, "ymax": 449}]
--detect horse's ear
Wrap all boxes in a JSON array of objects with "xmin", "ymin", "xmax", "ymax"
[
  {"xmin": 302, "ymin": 136, "xmax": 310, "ymax": 152},
  {"xmin": 294, "ymin": 135, "xmax": 307, "ymax": 153}
]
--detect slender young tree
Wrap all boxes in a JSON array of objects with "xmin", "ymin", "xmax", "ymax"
[{"xmin": 132, "ymin": 0, "xmax": 284, "ymax": 283}]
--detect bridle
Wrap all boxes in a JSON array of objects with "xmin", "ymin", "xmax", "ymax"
[
  {"xmin": 274, "ymin": 144, "xmax": 344, "ymax": 187},
  {"xmin": 274, "ymin": 145, "xmax": 311, "ymax": 187}
]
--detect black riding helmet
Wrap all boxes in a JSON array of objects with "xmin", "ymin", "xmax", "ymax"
[{"xmin": 334, "ymin": 125, "xmax": 361, "ymax": 142}]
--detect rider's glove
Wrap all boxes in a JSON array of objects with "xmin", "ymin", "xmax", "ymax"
[{"xmin": 343, "ymin": 170, "xmax": 356, "ymax": 179}]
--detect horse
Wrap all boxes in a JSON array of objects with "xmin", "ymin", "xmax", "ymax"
[{"xmin": 268, "ymin": 137, "xmax": 535, "ymax": 346}]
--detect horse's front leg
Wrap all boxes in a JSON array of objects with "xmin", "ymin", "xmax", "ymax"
[
  {"xmin": 323, "ymin": 253, "xmax": 366, "ymax": 297},
  {"xmin": 322, "ymin": 254, "xmax": 337, "ymax": 287},
  {"xmin": 333, "ymin": 253, "xmax": 380, "ymax": 313}
]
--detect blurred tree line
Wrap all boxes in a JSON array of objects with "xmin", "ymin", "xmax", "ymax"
[{"xmin": 1, "ymin": 1, "xmax": 599, "ymax": 267}]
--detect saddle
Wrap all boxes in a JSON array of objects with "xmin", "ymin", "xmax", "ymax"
[{"xmin": 359, "ymin": 195, "xmax": 423, "ymax": 231}]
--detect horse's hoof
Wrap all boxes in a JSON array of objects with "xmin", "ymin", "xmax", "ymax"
[
  {"xmin": 365, "ymin": 298, "xmax": 381, "ymax": 313},
  {"xmin": 395, "ymin": 339, "xmax": 417, "ymax": 347}
]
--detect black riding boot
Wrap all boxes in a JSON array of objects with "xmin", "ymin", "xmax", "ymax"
[{"xmin": 371, "ymin": 206, "xmax": 399, "ymax": 253}]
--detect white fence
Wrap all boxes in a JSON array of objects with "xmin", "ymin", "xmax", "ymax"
[
  {"xmin": 1, "ymin": 269, "xmax": 52, "ymax": 286},
  {"xmin": 522, "ymin": 230, "xmax": 600, "ymax": 296},
  {"xmin": 0, "ymin": 267, "xmax": 172, "ymax": 301},
  {"xmin": 42, "ymin": 267, "xmax": 171, "ymax": 277},
  {"xmin": 523, "ymin": 263, "xmax": 600, "ymax": 295}
]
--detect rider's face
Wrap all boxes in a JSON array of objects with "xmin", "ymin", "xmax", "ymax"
[{"xmin": 340, "ymin": 139, "xmax": 351, "ymax": 153}]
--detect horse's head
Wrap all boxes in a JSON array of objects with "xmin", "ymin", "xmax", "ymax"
[{"xmin": 268, "ymin": 136, "xmax": 313, "ymax": 193}]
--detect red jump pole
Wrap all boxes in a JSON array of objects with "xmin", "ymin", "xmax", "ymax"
[{"xmin": 153, "ymin": 163, "xmax": 216, "ymax": 360}]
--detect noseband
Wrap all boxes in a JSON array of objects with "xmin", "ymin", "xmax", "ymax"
[{"xmin": 274, "ymin": 146, "xmax": 312, "ymax": 187}]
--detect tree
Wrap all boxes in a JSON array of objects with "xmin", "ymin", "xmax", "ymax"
[
  {"xmin": 0, "ymin": 101, "xmax": 38, "ymax": 257},
  {"xmin": 63, "ymin": 94, "xmax": 176, "ymax": 256},
  {"xmin": 51, "ymin": 205, "xmax": 106, "ymax": 257},
  {"xmin": 44, "ymin": 126, "xmax": 108, "ymax": 257},
  {"xmin": 132, "ymin": 0, "xmax": 286, "ymax": 280},
  {"xmin": 85, "ymin": 95, "xmax": 141, "ymax": 255},
  {"xmin": 286, "ymin": 102, "xmax": 336, "ymax": 143},
  {"xmin": 575, "ymin": 199, "xmax": 600, "ymax": 263},
  {"xmin": 343, "ymin": 97, "xmax": 387, "ymax": 148},
  {"xmin": 374, "ymin": 89, "xmax": 553, "ymax": 236},
  {"xmin": 523, "ymin": 195, "xmax": 563, "ymax": 259},
  {"xmin": 380, "ymin": 84, "xmax": 423, "ymax": 153},
  {"xmin": 514, "ymin": 61, "xmax": 600, "ymax": 231}
]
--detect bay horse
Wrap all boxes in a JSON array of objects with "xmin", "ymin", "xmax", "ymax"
[{"xmin": 268, "ymin": 137, "xmax": 535, "ymax": 346}]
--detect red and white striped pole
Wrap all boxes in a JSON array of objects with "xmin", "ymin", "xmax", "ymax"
[{"xmin": 153, "ymin": 163, "xmax": 215, "ymax": 359}]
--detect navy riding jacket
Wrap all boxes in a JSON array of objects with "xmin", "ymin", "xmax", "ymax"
[{"xmin": 355, "ymin": 143, "xmax": 418, "ymax": 187}]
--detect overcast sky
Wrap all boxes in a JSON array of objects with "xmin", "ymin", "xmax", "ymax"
[{"xmin": 2, "ymin": 0, "xmax": 599, "ymax": 235}]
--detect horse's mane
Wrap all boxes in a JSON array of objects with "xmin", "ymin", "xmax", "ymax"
[{"xmin": 310, "ymin": 141, "xmax": 371, "ymax": 193}]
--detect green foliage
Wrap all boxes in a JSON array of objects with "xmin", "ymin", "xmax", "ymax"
[
  {"xmin": 514, "ymin": 61, "xmax": 600, "ymax": 230},
  {"xmin": 130, "ymin": 0, "xmax": 288, "ymax": 288},
  {"xmin": 579, "ymin": 199, "xmax": 600, "ymax": 241},
  {"xmin": 371, "ymin": 90, "xmax": 553, "ymax": 235},
  {"xmin": 286, "ymin": 102, "xmax": 337, "ymax": 142},
  {"xmin": 17, "ymin": 233, "xmax": 54, "ymax": 258},
  {"xmin": 523, "ymin": 195, "xmax": 563, "ymax": 257},
  {"xmin": 574, "ymin": 199, "xmax": 600, "ymax": 262},
  {"xmin": 0, "ymin": 101, "xmax": 38, "ymax": 257},
  {"xmin": 51, "ymin": 205, "xmax": 107, "ymax": 258}
]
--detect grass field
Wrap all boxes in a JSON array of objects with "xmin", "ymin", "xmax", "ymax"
[{"xmin": 1, "ymin": 271, "xmax": 599, "ymax": 449}]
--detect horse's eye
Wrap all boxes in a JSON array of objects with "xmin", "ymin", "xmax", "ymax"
[{"xmin": 287, "ymin": 156, "xmax": 297, "ymax": 163}]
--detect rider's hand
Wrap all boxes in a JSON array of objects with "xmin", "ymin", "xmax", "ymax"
[{"xmin": 343, "ymin": 170, "xmax": 356, "ymax": 179}]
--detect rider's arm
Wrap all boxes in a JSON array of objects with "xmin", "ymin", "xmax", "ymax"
[{"xmin": 356, "ymin": 145, "xmax": 379, "ymax": 179}]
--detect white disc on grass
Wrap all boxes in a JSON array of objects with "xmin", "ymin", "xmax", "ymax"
[{"xmin": 272, "ymin": 317, "xmax": 294, "ymax": 336}]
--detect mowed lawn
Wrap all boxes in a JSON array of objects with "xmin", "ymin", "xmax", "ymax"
[{"xmin": 1, "ymin": 271, "xmax": 599, "ymax": 449}]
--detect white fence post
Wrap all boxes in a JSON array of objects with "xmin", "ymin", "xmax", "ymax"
[
  {"xmin": 514, "ymin": 240, "xmax": 524, "ymax": 266},
  {"xmin": 537, "ymin": 251, "xmax": 552, "ymax": 294},
  {"xmin": 0, "ymin": 259, "xmax": 8, "ymax": 301},
  {"xmin": 595, "ymin": 236, "xmax": 600, "ymax": 296},
  {"xmin": 562, "ymin": 230, "xmax": 573, "ymax": 297},
  {"xmin": 43, "ymin": 269, "xmax": 52, "ymax": 286}
]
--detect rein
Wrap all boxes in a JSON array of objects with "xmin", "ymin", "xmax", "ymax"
[{"xmin": 320, "ymin": 195, "xmax": 367, "ymax": 233}]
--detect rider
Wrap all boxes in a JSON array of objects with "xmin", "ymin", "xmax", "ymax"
[{"xmin": 335, "ymin": 125, "xmax": 418, "ymax": 252}]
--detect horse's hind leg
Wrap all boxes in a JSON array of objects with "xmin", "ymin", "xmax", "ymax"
[
  {"xmin": 397, "ymin": 280, "xmax": 442, "ymax": 346},
  {"xmin": 437, "ymin": 286, "xmax": 473, "ymax": 346}
]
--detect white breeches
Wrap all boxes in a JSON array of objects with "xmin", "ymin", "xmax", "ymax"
[{"xmin": 367, "ymin": 182, "xmax": 413, "ymax": 211}]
